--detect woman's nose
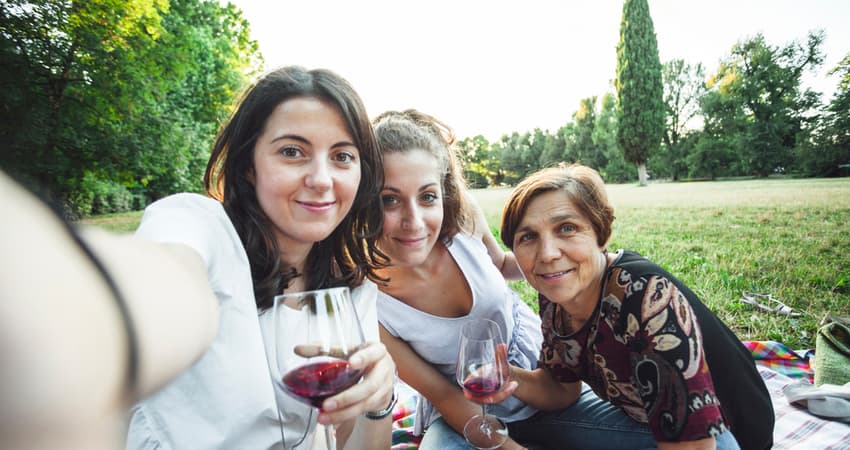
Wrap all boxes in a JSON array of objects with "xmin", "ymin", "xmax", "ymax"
[
  {"xmin": 401, "ymin": 204, "xmax": 424, "ymax": 231},
  {"xmin": 538, "ymin": 235, "xmax": 562, "ymax": 262},
  {"xmin": 305, "ymin": 159, "xmax": 332, "ymax": 191}
]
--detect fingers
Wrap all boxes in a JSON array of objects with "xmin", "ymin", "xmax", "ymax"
[
  {"xmin": 318, "ymin": 341, "xmax": 396, "ymax": 425},
  {"xmin": 464, "ymin": 380, "xmax": 518, "ymax": 404}
]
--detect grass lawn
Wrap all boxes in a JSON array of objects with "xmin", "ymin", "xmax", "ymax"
[
  {"xmin": 472, "ymin": 177, "xmax": 850, "ymax": 349},
  {"xmin": 83, "ymin": 177, "xmax": 850, "ymax": 349}
]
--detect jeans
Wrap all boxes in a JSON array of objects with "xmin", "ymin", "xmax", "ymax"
[{"xmin": 418, "ymin": 386, "xmax": 741, "ymax": 450}]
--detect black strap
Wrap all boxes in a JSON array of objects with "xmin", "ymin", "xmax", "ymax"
[{"xmin": 55, "ymin": 212, "xmax": 140, "ymax": 395}]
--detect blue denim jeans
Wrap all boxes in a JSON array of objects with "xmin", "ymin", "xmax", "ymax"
[{"xmin": 418, "ymin": 385, "xmax": 741, "ymax": 450}]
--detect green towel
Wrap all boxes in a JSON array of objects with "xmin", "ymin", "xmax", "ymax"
[{"xmin": 815, "ymin": 321, "xmax": 850, "ymax": 386}]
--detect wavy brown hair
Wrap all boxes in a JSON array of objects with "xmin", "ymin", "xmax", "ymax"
[
  {"xmin": 371, "ymin": 109, "xmax": 471, "ymax": 243},
  {"xmin": 500, "ymin": 164, "xmax": 615, "ymax": 250},
  {"xmin": 204, "ymin": 66, "xmax": 388, "ymax": 311}
]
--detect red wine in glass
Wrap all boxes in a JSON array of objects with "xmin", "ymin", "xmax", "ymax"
[
  {"xmin": 456, "ymin": 318, "xmax": 509, "ymax": 449},
  {"xmin": 462, "ymin": 374, "xmax": 503, "ymax": 398},
  {"xmin": 282, "ymin": 359, "xmax": 362, "ymax": 408},
  {"xmin": 269, "ymin": 287, "xmax": 366, "ymax": 449}
]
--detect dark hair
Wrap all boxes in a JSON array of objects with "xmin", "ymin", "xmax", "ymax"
[
  {"xmin": 500, "ymin": 164, "xmax": 614, "ymax": 250},
  {"xmin": 204, "ymin": 66, "xmax": 387, "ymax": 311},
  {"xmin": 371, "ymin": 109, "xmax": 470, "ymax": 243}
]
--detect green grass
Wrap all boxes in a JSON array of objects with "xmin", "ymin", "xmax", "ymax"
[
  {"xmin": 83, "ymin": 178, "xmax": 850, "ymax": 349},
  {"xmin": 472, "ymin": 178, "xmax": 850, "ymax": 349},
  {"xmin": 79, "ymin": 210, "xmax": 144, "ymax": 233}
]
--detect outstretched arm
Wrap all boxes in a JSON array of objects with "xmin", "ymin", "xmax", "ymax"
[
  {"xmin": 0, "ymin": 171, "xmax": 219, "ymax": 450},
  {"xmin": 480, "ymin": 365, "xmax": 581, "ymax": 412}
]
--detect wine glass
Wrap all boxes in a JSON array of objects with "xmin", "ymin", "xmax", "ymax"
[
  {"xmin": 456, "ymin": 318, "xmax": 509, "ymax": 449},
  {"xmin": 270, "ymin": 287, "xmax": 365, "ymax": 449}
]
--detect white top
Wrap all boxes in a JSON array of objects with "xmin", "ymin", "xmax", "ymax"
[
  {"xmin": 125, "ymin": 193, "xmax": 379, "ymax": 450},
  {"xmin": 377, "ymin": 233, "xmax": 542, "ymax": 435}
]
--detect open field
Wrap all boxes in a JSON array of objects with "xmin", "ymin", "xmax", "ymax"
[
  {"xmin": 472, "ymin": 177, "xmax": 850, "ymax": 349},
  {"xmin": 83, "ymin": 177, "xmax": 850, "ymax": 348}
]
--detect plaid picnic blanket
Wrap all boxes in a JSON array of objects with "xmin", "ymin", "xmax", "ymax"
[{"xmin": 759, "ymin": 367, "xmax": 850, "ymax": 449}]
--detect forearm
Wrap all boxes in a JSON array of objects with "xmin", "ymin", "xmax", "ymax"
[
  {"xmin": 498, "ymin": 251, "xmax": 525, "ymax": 281},
  {"xmin": 339, "ymin": 415, "xmax": 392, "ymax": 450},
  {"xmin": 510, "ymin": 367, "xmax": 580, "ymax": 411},
  {"xmin": 657, "ymin": 437, "xmax": 716, "ymax": 450}
]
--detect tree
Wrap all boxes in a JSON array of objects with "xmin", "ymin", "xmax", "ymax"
[
  {"xmin": 540, "ymin": 126, "xmax": 567, "ymax": 168},
  {"xmin": 594, "ymin": 93, "xmax": 631, "ymax": 183},
  {"xmin": 707, "ymin": 32, "xmax": 824, "ymax": 176},
  {"xmin": 797, "ymin": 52, "xmax": 850, "ymax": 176},
  {"xmin": 0, "ymin": 0, "xmax": 261, "ymax": 215},
  {"xmin": 572, "ymin": 96, "xmax": 607, "ymax": 170},
  {"xmin": 456, "ymin": 135, "xmax": 491, "ymax": 188},
  {"xmin": 0, "ymin": 0, "xmax": 168, "ymax": 202},
  {"xmin": 615, "ymin": 0, "xmax": 664, "ymax": 186},
  {"xmin": 657, "ymin": 59, "xmax": 706, "ymax": 180}
]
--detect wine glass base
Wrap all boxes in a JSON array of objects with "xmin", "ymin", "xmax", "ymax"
[{"xmin": 463, "ymin": 414, "xmax": 508, "ymax": 450}]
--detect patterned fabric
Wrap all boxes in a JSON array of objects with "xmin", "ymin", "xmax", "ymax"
[
  {"xmin": 537, "ymin": 250, "xmax": 775, "ymax": 449},
  {"xmin": 744, "ymin": 340, "xmax": 814, "ymax": 384},
  {"xmin": 538, "ymin": 262, "xmax": 726, "ymax": 442},
  {"xmin": 391, "ymin": 382, "xmax": 422, "ymax": 449},
  {"xmin": 757, "ymin": 366, "xmax": 850, "ymax": 449}
]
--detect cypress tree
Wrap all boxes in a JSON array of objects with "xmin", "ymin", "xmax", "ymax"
[{"xmin": 616, "ymin": 0, "xmax": 664, "ymax": 186}]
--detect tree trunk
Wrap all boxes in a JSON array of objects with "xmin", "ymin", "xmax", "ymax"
[{"xmin": 637, "ymin": 162, "xmax": 648, "ymax": 186}]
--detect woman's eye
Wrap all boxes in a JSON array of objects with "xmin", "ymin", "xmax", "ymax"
[
  {"xmin": 280, "ymin": 146, "xmax": 302, "ymax": 158},
  {"xmin": 381, "ymin": 195, "xmax": 398, "ymax": 207},
  {"xmin": 559, "ymin": 223, "xmax": 577, "ymax": 233},
  {"xmin": 421, "ymin": 192, "xmax": 438, "ymax": 203},
  {"xmin": 334, "ymin": 151, "xmax": 357, "ymax": 164},
  {"xmin": 517, "ymin": 233, "xmax": 534, "ymax": 243}
]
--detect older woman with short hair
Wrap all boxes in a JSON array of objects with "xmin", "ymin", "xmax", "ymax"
[{"xmin": 498, "ymin": 164, "xmax": 774, "ymax": 450}]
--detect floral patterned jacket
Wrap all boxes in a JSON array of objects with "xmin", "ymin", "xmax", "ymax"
[{"xmin": 538, "ymin": 250, "xmax": 773, "ymax": 448}]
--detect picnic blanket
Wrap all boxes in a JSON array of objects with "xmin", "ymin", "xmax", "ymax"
[{"xmin": 389, "ymin": 340, "xmax": 850, "ymax": 449}]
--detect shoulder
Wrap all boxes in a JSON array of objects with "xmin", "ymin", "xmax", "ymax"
[
  {"xmin": 448, "ymin": 232, "xmax": 491, "ymax": 261},
  {"xmin": 143, "ymin": 193, "xmax": 224, "ymax": 219},
  {"xmin": 136, "ymin": 193, "xmax": 244, "ymax": 267}
]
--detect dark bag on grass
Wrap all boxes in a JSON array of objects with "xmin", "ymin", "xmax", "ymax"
[{"xmin": 814, "ymin": 320, "xmax": 850, "ymax": 386}]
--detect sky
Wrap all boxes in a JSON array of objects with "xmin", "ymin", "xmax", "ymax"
[{"xmin": 227, "ymin": 0, "xmax": 850, "ymax": 142}]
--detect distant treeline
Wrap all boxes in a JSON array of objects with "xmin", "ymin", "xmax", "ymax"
[
  {"xmin": 1, "ymin": 2, "xmax": 848, "ymax": 216},
  {"xmin": 456, "ymin": 32, "xmax": 850, "ymax": 188}
]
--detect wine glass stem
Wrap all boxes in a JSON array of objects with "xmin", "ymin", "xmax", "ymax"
[{"xmin": 325, "ymin": 423, "xmax": 336, "ymax": 450}]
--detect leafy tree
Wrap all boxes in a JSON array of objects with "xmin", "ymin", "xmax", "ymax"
[
  {"xmin": 572, "ymin": 96, "xmax": 607, "ymax": 170},
  {"xmin": 500, "ymin": 132, "xmax": 533, "ymax": 184},
  {"xmin": 594, "ymin": 93, "xmax": 631, "ymax": 183},
  {"xmin": 707, "ymin": 32, "xmax": 824, "ymax": 176},
  {"xmin": 797, "ymin": 52, "xmax": 850, "ymax": 176},
  {"xmin": 456, "ymin": 135, "xmax": 491, "ymax": 188},
  {"xmin": 540, "ymin": 126, "xmax": 567, "ymax": 168},
  {"xmin": 0, "ymin": 0, "xmax": 168, "ymax": 203},
  {"xmin": 615, "ymin": 0, "xmax": 664, "ymax": 186},
  {"xmin": 0, "ymin": 0, "xmax": 261, "ymax": 215},
  {"xmin": 656, "ymin": 59, "xmax": 706, "ymax": 180}
]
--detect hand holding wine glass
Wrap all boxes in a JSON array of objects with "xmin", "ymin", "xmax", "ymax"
[
  {"xmin": 271, "ymin": 287, "xmax": 365, "ymax": 449},
  {"xmin": 456, "ymin": 318, "xmax": 510, "ymax": 449}
]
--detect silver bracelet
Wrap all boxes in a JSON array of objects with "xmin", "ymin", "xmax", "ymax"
[{"xmin": 363, "ymin": 388, "xmax": 398, "ymax": 420}]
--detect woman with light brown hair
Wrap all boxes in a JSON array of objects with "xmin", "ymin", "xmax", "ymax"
[{"xmin": 495, "ymin": 164, "xmax": 774, "ymax": 449}]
